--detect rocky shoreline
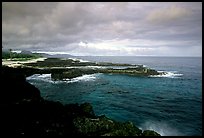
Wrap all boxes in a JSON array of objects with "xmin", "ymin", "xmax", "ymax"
[
  {"xmin": 1, "ymin": 66, "xmax": 161, "ymax": 136},
  {"xmin": 3, "ymin": 58, "xmax": 163, "ymax": 80}
]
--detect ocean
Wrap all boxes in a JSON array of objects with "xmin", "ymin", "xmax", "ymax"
[{"xmin": 26, "ymin": 56, "xmax": 202, "ymax": 136}]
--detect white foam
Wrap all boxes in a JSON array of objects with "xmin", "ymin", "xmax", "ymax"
[
  {"xmin": 26, "ymin": 73, "xmax": 99, "ymax": 84},
  {"xmin": 79, "ymin": 59, "xmax": 90, "ymax": 63},
  {"xmin": 139, "ymin": 121, "xmax": 182, "ymax": 136},
  {"xmin": 12, "ymin": 50, "xmax": 22, "ymax": 53},
  {"xmin": 66, "ymin": 74, "xmax": 98, "ymax": 83},
  {"xmin": 37, "ymin": 74, "xmax": 51, "ymax": 78},
  {"xmin": 40, "ymin": 66, "xmax": 106, "ymax": 69},
  {"xmin": 26, "ymin": 74, "xmax": 51, "ymax": 80},
  {"xmin": 86, "ymin": 66, "xmax": 107, "ymax": 69},
  {"xmin": 150, "ymin": 71, "xmax": 183, "ymax": 78},
  {"xmin": 142, "ymin": 65, "xmax": 147, "ymax": 67},
  {"xmin": 68, "ymin": 58, "xmax": 89, "ymax": 63},
  {"xmin": 136, "ymin": 64, "xmax": 147, "ymax": 67},
  {"xmin": 26, "ymin": 74, "xmax": 54, "ymax": 83}
]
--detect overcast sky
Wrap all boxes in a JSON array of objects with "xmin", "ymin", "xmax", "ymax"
[{"xmin": 2, "ymin": 2, "xmax": 202, "ymax": 56}]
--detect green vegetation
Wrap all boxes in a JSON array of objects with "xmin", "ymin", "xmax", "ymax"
[
  {"xmin": 2, "ymin": 51, "xmax": 42, "ymax": 60},
  {"xmin": 73, "ymin": 116, "xmax": 144, "ymax": 136}
]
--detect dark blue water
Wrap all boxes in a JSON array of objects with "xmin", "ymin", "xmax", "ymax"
[{"xmin": 27, "ymin": 56, "xmax": 202, "ymax": 136}]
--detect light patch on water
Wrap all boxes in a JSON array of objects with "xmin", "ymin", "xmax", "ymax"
[{"xmin": 139, "ymin": 121, "xmax": 182, "ymax": 136}]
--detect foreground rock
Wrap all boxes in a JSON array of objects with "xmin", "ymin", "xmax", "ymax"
[
  {"xmin": 73, "ymin": 116, "xmax": 143, "ymax": 136},
  {"xmin": 1, "ymin": 66, "xmax": 160, "ymax": 136}
]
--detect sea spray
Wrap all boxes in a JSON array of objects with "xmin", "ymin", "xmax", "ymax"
[{"xmin": 139, "ymin": 121, "xmax": 182, "ymax": 136}]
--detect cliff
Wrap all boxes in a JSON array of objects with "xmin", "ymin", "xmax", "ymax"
[{"xmin": 1, "ymin": 66, "xmax": 160, "ymax": 136}]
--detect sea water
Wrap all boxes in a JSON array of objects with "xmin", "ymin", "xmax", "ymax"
[{"xmin": 26, "ymin": 56, "xmax": 202, "ymax": 136}]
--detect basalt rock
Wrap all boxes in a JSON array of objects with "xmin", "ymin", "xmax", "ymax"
[
  {"xmin": 1, "ymin": 66, "xmax": 160, "ymax": 136},
  {"xmin": 142, "ymin": 130, "xmax": 161, "ymax": 136},
  {"xmin": 22, "ymin": 58, "xmax": 162, "ymax": 80}
]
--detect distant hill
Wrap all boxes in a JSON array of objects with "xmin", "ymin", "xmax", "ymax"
[
  {"xmin": 20, "ymin": 50, "xmax": 33, "ymax": 55},
  {"xmin": 47, "ymin": 54, "xmax": 75, "ymax": 58},
  {"xmin": 2, "ymin": 49, "xmax": 75, "ymax": 58},
  {"xmin": 2, "ymin": 50, "xmax": 42, "ymax": 59},
  {"xmin": 2, "ymin": 48, "xmax": 10, "ymax": 53},
  {"xmin": 32, "ymin": 52, "xmax": 75, "ymax": 58}
]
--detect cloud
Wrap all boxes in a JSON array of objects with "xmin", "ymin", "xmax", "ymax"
[
  {"xmin": 2, "ymin": 2, "xmax": 202, "ymax": 57},
  {"xmin": 146, "ymin": 5, "xmax": 192, "ymax": 24}
]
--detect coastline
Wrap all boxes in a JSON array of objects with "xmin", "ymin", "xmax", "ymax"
[
  {"xmin": 2, "ymin": 56, "xmax": 202, "ymax": 136},
  {"xmin": 2, "ymin": 58, "xmax": 47, "ymax": 68},
  {"xmin": 1, "ymin": 66, "xmax": 161, "ymax": 136},
  {"xmin": 2, "ymin": 57, "xmax": 163, "ymax": 80}
]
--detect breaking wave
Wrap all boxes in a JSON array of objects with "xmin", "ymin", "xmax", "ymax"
[
  {"xmin": 64, "ymin": 74, "xmax": 98, "ymax": 83},
  {"xmin": 139, "ymin": 121, "xmax": 183, "ymax": 136},
  {"xmin": 150, "ymin": 71, "xmax": 183, "ymax": 78},
  {"xmin": 26, "ymin": 74, "xmax": 53, "ymax": 83},
  {"xmin": 26, "ymin": 73, "xmax": 100, "ymax": 84},
  {"xmin": 68, "ymin": 58, "xmax": 89, "ymax": 63}
]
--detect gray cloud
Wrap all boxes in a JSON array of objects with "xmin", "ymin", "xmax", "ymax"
[{"xmin": 2, "ymin": 2, "xmax": 202, "ymax": 56}]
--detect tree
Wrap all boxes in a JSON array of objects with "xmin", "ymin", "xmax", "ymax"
[{"xmin": 9, "ymin": 48, "xmax": 12, "ymax": 59}]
